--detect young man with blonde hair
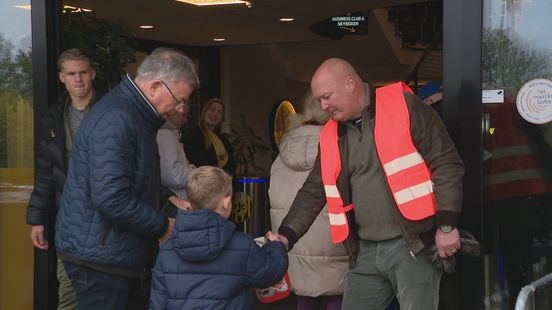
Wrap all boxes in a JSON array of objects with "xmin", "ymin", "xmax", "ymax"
[
  {"xmin": 27, "ymin": 48, "xmax": 102, "ymax": 310},
  {"xmin": 150, "ymin": 166, "xmax": 289, "ymax": 309}
]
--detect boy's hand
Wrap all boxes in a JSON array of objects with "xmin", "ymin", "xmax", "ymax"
[{"xmin": 265, "ymin": 231, "xmax": 289, "ymax": 251}]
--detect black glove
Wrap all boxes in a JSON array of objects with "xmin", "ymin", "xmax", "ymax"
[{"xmin": 427, "ymin": 229, "xmax": 481, "ymax": 274}]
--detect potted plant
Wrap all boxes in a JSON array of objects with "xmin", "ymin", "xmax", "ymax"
[
  {"xmin": 62, "ymin": 8, "xmax": 138, "ymax": 90},
  {"xmin": 228, "ymin": 113, "xmax": 270, "ymax": 177}
]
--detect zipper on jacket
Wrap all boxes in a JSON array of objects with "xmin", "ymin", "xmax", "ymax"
[
  {"xmin": 344, "ymin": 122, "xmax": 363, "ymax": 142},
  {"xmin": 378, "ymin": 159, "xmax": 417, "ymax": 260},
  {"xmin": 366, "ymin": 115, "xmax": 417, "ymax": 260}
]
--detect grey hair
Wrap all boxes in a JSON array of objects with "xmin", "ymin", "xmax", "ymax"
[
  {"xmin": 288, "ymin": 89, "xmax": 329, "ymax": 130},
  {"xmin": 135, "ymin": 47, "xmax": 200, "ymax": 88}
]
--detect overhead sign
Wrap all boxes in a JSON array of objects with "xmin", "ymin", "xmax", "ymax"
[
  {"xmin": 329, "ymin": 12, "xmax": 367, "ymax": 35},
  {"xmin": 516, "ymin": 78, "xmax": 552, "ymax": 124}
]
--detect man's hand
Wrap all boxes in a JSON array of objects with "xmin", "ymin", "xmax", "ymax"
[
  {"xmin": 265, "ymin": 231, "xmax": 289, "ymax": 251},
  {"xmin": 31, "ymin": 225, "xmax": 49, "ymax": 250},
  {"xmin": 265, "ymin": 231, "xmax": 278, "ymax": 242},
  {"xmin": 168, "ymin": 196, "xmax": 191, "ymax": 211},
  {"xmin": 159, "ymin": 218, "xmax": 176, "ymax": 246},
  {"xmin": 435, "ymin": 228, "xmax": 461, "ymax": 258}
]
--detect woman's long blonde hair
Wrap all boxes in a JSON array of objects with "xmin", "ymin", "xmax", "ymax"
[{"xmin": 199, "ymin": 98, "xmax": 226, "ymax": 148}]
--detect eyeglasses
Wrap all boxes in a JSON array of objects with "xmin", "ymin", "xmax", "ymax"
[{"xmin": 160, "ymin": 80, "xmax": 188, "ymax": 108}]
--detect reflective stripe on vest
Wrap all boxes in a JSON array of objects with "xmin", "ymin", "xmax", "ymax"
[
  {"xmin": 373, "ymin": 82, "xmax": 436, "ymax": 220},
  {"xmin": 319, "ymin": 82, "xmax": 436, "ymax": 243},
  {"xmin": 319, "ymin": 119, "xmax": 352, "ymax": 244}
]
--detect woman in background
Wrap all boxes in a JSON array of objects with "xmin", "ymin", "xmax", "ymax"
[
  {"xmin": 269, "ymin": 91, "xmax": 349, "ymax": 310},
  {"xmin": 183, "ymin": 98, "xmax": 235, "ymax": 175}
]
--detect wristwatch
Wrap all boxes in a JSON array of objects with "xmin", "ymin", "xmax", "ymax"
[{"xmin": 439, "ymin": 225, "xmax": 453, "ymax": 233}]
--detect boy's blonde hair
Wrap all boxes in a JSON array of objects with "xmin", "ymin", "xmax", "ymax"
[{"xmin": 186, "ymin": 166, "xmax": 232, "ymax": 211}]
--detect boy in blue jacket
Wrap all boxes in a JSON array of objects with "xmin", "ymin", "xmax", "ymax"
[{"xmin": 150, "ymin": 166, "xmax": 288, "ymax": 309}]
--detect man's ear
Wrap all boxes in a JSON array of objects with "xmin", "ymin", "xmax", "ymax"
[
  {"xmin": 59, "ymin": 72, "xmax": 65, "ymax": 84},
  {"xmin": 90, "ymin": 68, "xmax": 96, "ymax": 81},
  {"xmin": 344, "ymin": 76, "xmax": 355, "ymax": 92},
  {"xmin": 147, "ymin": 80, "xmax": 161, "ymax": 98}
]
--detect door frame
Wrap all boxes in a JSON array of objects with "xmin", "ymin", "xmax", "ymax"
[{"xmin": 443, "ymin": 0, "xmax": 484, "ymax": 309}]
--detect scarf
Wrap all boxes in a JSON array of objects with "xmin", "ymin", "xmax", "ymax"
[{"xmin": 206, "ymin": 128, "xmax": 228, "ymax": 168}]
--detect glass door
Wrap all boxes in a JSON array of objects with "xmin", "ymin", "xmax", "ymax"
[
  {"xmin": 482, "ymin": 0, "xmax": 552, "ymax": 308},
  {"xmin": 0, "ymin": 1, "xmax": 34, "ymax": 309}
]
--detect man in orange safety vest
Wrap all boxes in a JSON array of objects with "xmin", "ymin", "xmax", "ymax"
[{"xmin": 274, "ymin": 58, "xmax": 465, "ymax": 309}]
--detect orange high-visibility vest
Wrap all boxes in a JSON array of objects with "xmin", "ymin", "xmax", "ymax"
[
  {"xmin": 320, "ymin": 82, "xmax": 436, "ymax": 243},
  {"xmin": 319, "ymin": 119, "xmax": 353, "ymax": 244},
  {"xmin": 374, "ymin": 82, "xmax": 436, "ymax": 220}
]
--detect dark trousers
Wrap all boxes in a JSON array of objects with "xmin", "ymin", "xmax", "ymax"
[
  {"xmin": 296, "ymin": 295, "xmax": 343, "ymax": 310},
  {"xmin": 62, "ymin": 261, "xmax": 148, "ymax": 310}
]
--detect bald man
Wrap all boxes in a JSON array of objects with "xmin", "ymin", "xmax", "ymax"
[{"xmin": 275, "ymin": 58, "xmax": 464, "ymax": 309}]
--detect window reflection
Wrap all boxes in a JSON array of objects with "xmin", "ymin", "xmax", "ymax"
[
  {"xmin": 482, "ymin": 0, "xmax": 552, "ymax": 308},
  {"xmin": 0, "ymin": 2, "xmax": 34, "ymax": 309},
  {"xmin": 0, "ymin": 3, "xmax": 33, "ymax": 169}
]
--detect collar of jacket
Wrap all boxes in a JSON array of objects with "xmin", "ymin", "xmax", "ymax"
[
  {"xmin": 119, "ymin": 73, "xmax": 165, "ymax": 130},
  {"xmin": 49, "ymin": 89, "xmax": 106, "ymax": 122},
  {"xmin": 338, "ymin": 82, "xmax": 375, "ymax": 137}
]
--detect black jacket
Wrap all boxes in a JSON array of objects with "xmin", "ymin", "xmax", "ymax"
[
  {"xmin": 26, "ymin": 91, "xmax": 104, "ymax": 225},
  {"xmin": 183, "ymin": 126, "xmax": 236, "ymax": 175}
]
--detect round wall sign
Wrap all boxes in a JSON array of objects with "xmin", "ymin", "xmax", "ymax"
[
  {"xmin": 272, "ymin": 100, "xmax": 296, "ymax": 148},
  {"xmin": 516, "ymin": 78, "xmax": 552, "ymax": 124}
]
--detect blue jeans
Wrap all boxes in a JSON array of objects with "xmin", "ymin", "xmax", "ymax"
[
  {"xmin": 62, "ymin": 261, "xmax": 148, "ymax": 310},
  {"xmin": 342, "ymin": 237, "xmax": 441, "ymax": 310}
]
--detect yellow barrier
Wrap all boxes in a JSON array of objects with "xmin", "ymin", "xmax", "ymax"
[{"xmin": 0, "ymin": 168, "xmax": 34, "ymax": 310}]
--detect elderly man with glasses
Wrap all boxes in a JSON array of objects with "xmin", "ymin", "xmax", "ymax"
[{"xmin": 55, "ymin": 47, "xmax": 199, "ymax": 310}]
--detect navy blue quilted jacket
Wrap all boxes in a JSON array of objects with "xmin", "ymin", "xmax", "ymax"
[
  {"xmin": 55, "ymin": 75, "xmax": 169, "ymax": 276},
  {"xmin": 149, "ymin": 209, "xmax": 288, "ymax": 310}
]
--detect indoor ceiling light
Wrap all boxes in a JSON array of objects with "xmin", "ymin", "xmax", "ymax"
[
  {"xmin": 176, "ymin": 0, "xmax": 251, "ymax": 6},
  {"xmin": 279, "ymin": 18, "xmax": 294, "ymax": 22},
  {"xmin": 140, "ymin": 25, "xmax": 154, "ymax": 29},
  {"xmin": 62, "ymin": 5, "xmax": 92, "ymax": 12},
  {"xmin": 213, "ymin": 38, "xmax": 226, "ymax": 41}
]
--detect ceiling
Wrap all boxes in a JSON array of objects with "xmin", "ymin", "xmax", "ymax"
[{"xmin": 65, "ymin": 0, "xmax": 427, "ymax": 47}]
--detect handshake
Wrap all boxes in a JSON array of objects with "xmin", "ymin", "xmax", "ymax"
[{"xmin": 264, "ymin": 231, "xmax": 289, "ymax": 250}]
